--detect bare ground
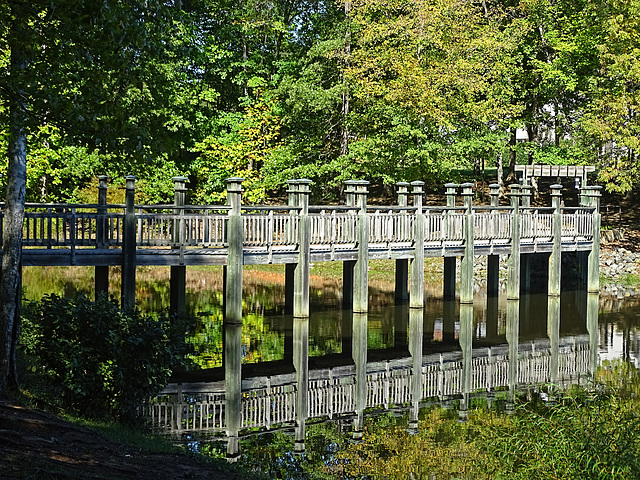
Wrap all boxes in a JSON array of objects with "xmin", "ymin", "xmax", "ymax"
[{"xmin": 0, "ymin": 397, "xmax": 248, "ymax": 480}]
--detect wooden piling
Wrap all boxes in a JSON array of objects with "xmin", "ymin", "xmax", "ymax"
[
  {"xmin": 587, "ymin": 293, "xmax": 599, "ymax": 376},
  {"xmin": 224, "ymin": 177, "xmax": 244, "ymax": 461},
  {"xmin": 507, "ymin": 185, "xmax": 521, "ymax": 301},
  {"xmin": 586, "ymin": 186, "xmax": 602, "ymax": 294},
  {"xmin": 349, "ymin": 181, "xmax": 369, "ymax": 313},
  {"xmin": 95, "ymin": 175, "xmax": 109, "ymax": 298},
  {"xmin": 352, "ymin": 312, "xmax": 368, "ymax": 440},
  {"xmin": 458, "ymin": 303, "xmax": 473, "ymax": 421},
  {"xmin": 547, "ymin": 295, "xmax": 560, "ymax": 385},
  {"xmin": 409, "ymin": 307, "xmax": 423, "ymax": 430},
  {"xmin": 506, "ymin": 299, "xmax": 520, "ymax": 411},
  {"xmin": 170, "ymin": 177, "xmax": 188, "ymax": 316},
  {"xmin": 410, "ymin": 181, "xmax": 425, "ymax": 308},
  {"xmin": 486, "ymin": 184, "xmax": 500, "ymax": 299},
  {"xmin": 460, "ymin": 183, "xmax": 474, "ymax": 304},
  {"xmin": 293, "ymin": 315, "xmax": 309, "ymax": 452},
  {"xmin": 395, "ymin": 182, "xmax": 410, "ymax": 304},
  {"xmin": 294, "ymin": 180, "xmax": 312, "ymax": 318},
  {"xmin": 284, "ymin": 180, "xmax": 298, "ymax": 314},
  {"xmin": 548, "ymin": 184, "xmax": 563, "ymax": 297},
  {"xmin": 121, "ymin": 175, "xmax": 137, "ymax": 309},
  {"xmin": 443, "ymin": 183, "xmax": 458, "ymax": 300}
]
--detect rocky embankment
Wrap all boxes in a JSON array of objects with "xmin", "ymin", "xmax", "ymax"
[{"xmin": 599, "ymin": 246, "xmax": 640, "ymax": 296}]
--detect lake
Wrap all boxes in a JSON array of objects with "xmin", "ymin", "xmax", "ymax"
[{"xmin": 20, "ymin": 262, "xmax": 640, "ymax": 478}]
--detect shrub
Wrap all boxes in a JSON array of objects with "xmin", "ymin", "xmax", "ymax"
[{"xmin": 20, "ymin": 293, "xmax": 192, "ymax": 423}]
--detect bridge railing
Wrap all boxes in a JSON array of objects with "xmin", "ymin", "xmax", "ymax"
[
  {"xmin": 4, "ymin": 183, "xmax": 598, "ymax": 255},
  {"xmin": 520, "ymin": 208, "xmax": 553, "ymax": 243},
  {"xmin": 242, "ymin": 207, "xmax": 298, "ymax": 249},
  {"xmin": 424, "ymin": 208, "xmax": 466, "ymax": 243},
  {"xmin": 472, "ymin": 207, "xmax": 513, "ymax": 242},
  {"xmin": 561, "ymin": 208, "xmax": 594, "ymax": 240},
  {"xmin": 17, "ymin": 203, "xmax": 126, "ymax": 249},
  {"xmin": 309, "ymin": 208, "xmax": 358, "ymax": 247},
  {"xmin": 368, "ymin": 208, "xmax": 414, "ymax": 246}
]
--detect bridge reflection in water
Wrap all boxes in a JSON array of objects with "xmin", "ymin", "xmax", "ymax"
[{"xmin": 146, "ymin": 292, "xmax": 599, "ymax": 458}]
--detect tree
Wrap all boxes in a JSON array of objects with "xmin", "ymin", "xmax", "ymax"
[
  {"xmin": 0, "ymin": 0, "xmax": 189, "ymax": 390},
  {"xmin": 581, "ymin": 0, "xmax": 640, "ymax": 192},
  {"xmin": 343, "ymin": 0, "xmax": 519, "ymax": 185}
]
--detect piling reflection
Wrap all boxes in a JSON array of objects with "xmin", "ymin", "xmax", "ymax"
[{"xmin": 506, "ymin": 299, "xmax": 519, "ymax": 411}]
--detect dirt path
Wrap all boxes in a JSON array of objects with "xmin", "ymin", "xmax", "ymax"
[{"xmin": 0, "ymin": 398, "xmax": 249, "ymax": 480}]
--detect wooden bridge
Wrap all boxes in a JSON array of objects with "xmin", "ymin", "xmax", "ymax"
[
  {"xmin": 4, "ymin": 176, "xmax": 601, "ymax": 310},
  {"xmin": 2, "ymin": 174, "xmax": 602, "ymax": 459}
]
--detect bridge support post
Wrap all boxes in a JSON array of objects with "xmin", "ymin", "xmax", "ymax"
[
  {"xmin": 460, "ymin": 183, "xmax": 474, "ymax": 304},
  {"xmin": 586, "ymin": 186, "xmax": 601, "ymax": 294},
  {"xmin": 95, "ymin": 175, "xmax": 109, "ymax": 298},
  {"xmin": 507, "ymin": 185, "xmax": 521, "ymax": 300},
  {"xmin": 520, "ymin": 185, "xmax": 532, "ymax": 297},
  {"xmin": 395, "ymin": 182, "xmax": 410, "ymax": 304},
  {"xmin": 170, "ymin": 177, "xmax": 188, "ymax": 316},
  {"xmin": 293, "ymin": 315, "xmax": 309, "ymax": 453},
  {"xmin": 121, "ymin": 175, "xmax": 137, "ymax": 310},
  {"xmin": 292, "ymin": 180, "xmax": 311, "ymax": 452},
  {"xmin": 587, "ymin": 292, "xmax": 599, "ymax": 376},
  {"xmin": 285, "ymin": 180, "xmax": 298, "ymax": 314},
  {"xmin": 548, "ymin": 185, "xmax": 563, "ymax": 297},
  {"xmin": 443, "ymin": 183, "xmax": 458, "ymax": 300},
  {"xmin": 294, "ymin": 180, "xmax": 312, "ymax": 318},
  {"xmin": 458, "ymin": 303, "xmax": 473, "ymax": 421},
  {"xmin": 487, "ymin": 184, "xmax": 501, "ymax": 301},
  {"xmin": 224, "ymin": 177, "xmax": 244, "ymax": 462},
  {"xmin": 343, "ymin": 182, "xmax": 357, "ymax": 308},
  {"xmin": 352, "ymin": 312, "xmax": 368, "ymax": 441},
  {"xmin": 547, "ymin": 295, "xmax": 560, "ymax": 387},
  {"xmin": 348, "ymin": 181, "xmax": 370, "ymax": 313},
  {"xmin": 506, "ymin": 299, "xmax": 519, "ymax": 413},
  {"xmin": 410, "ymin": 181, "xmax": 425, "ymax": 308}
]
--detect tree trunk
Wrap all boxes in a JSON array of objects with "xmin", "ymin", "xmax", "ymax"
[
  {"xmin": 504, "ymin": 128, "xmax": 518, "ymax": 184},
  {"xmin": 1, "ymin": 5, "xmax": 29, "ymax": 391},
  {"xmin": 340, "ymin": 0, "xmax": 351, "ymax": 157}
]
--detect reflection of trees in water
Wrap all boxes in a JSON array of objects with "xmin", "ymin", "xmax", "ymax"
[
  {"xmin": 599, "ymin": 298, "xmax": 640, "ymax": 366},
  {"xmin": 24, "ymin": 265, "xmax": 640, "ymax": 368}
]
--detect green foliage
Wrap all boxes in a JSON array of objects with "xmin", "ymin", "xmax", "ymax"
[
  {"xmin": 335, "ymin": 376, "xmax": 640, "ymax": 479},
  {"xmin": 343, "ymin": 0, "xmax": 521, "ymax": 186},
  {"xmin": 5, "ymin": 0, "xmax": 640, "ymax": 206},
  {"xmin": 191, "ymin": 93, "xmax": 292, "ymax": 204},
  {"xmin": 20, "ymin": 293, "xmax": 192, "ymax": 423}
]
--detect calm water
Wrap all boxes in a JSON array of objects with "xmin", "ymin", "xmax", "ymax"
[
  {"xmin": 21, "ymin": 264, "xmax": 639, "ymax": 367},
  {"xmin": 21, "ymin": 263, "xmax": 640, "ymax": 478}
]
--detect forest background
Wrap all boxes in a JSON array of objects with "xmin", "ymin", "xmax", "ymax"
[{"xmin": 2, "ymin": 0, "xmax": 639, "ymax": 207}]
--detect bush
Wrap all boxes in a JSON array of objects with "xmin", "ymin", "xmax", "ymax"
[{"xmin": 20, "ymin": 293, "xmax": 192, "ymax": 423}]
